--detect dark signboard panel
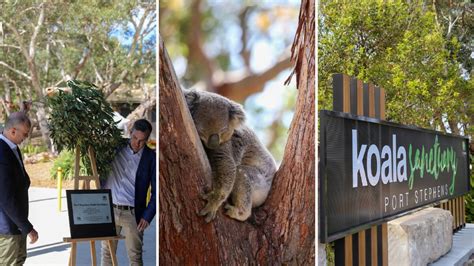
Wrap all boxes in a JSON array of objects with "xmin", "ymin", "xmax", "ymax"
[
  {"xmin": 66, "ymin": 189, "xmax": 117, "ymax": 239},
  {"xmin": 319, "ymin": 110, "xmax": 470, "ymax": 243}
]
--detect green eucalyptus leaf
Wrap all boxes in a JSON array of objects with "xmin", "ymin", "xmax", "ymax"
[{"xmin": 46, "ymin": 80, "xmax": 125, "ymax": 179}]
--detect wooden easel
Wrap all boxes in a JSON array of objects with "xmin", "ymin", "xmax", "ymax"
[
  {"xmin": 73, "ymin": 145, "xmax": 100, "ymax": 189},
  {"xmin": 63, "ymin": 235, "xmax": 125, "ymax": 266},
  {"xmin": 64, "ymin": 145, "xmax": 123, "ymax": 265}
]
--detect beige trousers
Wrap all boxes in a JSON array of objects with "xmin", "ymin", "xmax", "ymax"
[
  {"xmin": 101, "ymin": 208, "xmax": 144, "ymax": 266},
  {"xmin": 0, "ymin": 234, "xmax": 27, "ymax": 265}
]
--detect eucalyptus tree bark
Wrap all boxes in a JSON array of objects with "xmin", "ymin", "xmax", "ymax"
[
  {"xmin": 159, "ymin": 0, "xmax": 315, "ymax": 264},
  {"xmin": 4, "ymin": 2, "xmax": 52, "ymax": 149}
]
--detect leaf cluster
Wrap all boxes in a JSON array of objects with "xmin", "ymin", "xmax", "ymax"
[
  {"xmin": 47, "ymin": 80, "xmax": 125, "ymax": 179},
  {"xmin": 319, "ymin": 0, "xmax": 472, "ymax": 136},
  {"xmin": 466, "ymin": 153, "xmax": 474, "ymax": 223}
]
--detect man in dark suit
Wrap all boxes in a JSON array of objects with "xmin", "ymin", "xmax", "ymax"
[
  {"xmin": 0, "ymin": 112, "xmax": 39, "ymax": 265},
  {"xmin": 101, "ymin": 119, "xmax": 156, "ymax": 266}
]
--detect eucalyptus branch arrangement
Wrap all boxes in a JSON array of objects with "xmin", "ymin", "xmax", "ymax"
[{"xmin": 47, "ymin": 80, "xmax": 125, "ymax": 179}]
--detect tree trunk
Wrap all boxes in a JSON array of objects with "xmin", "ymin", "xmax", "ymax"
[
  {"xmin": 159, "ymin": 0, "xmax": 315, "ymax": 264},
  {"xmin": 35, "ymin": 105, "xmax": 52, "ymax": 149},
  {"xmin": 126, "ymin": 92, "xmax": 156, "ymax": 121}
]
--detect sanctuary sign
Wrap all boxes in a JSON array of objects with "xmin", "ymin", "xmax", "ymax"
[{"xmin": 319, "ymin": 110, "xmax": 470, "ymax": 243}]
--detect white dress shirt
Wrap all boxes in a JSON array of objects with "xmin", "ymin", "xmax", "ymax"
[{"xmin": 104, "ymin": 144, "xmax": 143, "ymax": 207}]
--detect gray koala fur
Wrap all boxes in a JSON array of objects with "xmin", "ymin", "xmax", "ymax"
[{"xmin": 183, "ymin": 89, "xmax": 277, "ymax": 222}]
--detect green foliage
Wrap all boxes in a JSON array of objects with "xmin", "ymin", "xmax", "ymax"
[
  {"xmin": 326, "ymin": 243, "xmax": 335, "ymax": 266},
  {"xmin": 466, "ymin": 154, "xmax": 474, "ymax": 223},
  {"xmin": 47, "ymin": 80, "xmax": 125, "ymax": 179},
  {"xmin": 50, "ymin": 150, "xmax": 74, "ymax": 180},
  {"xmin": 50, "ymin": 150, "xmax": 93, "ymax": 180},
  {"xmin": 20, "ymin": 144, "xmax": 48, "ymax": 157},
  {"xmin": 319, "ymin": 0, "xmax": 472, "ymax": 138}
]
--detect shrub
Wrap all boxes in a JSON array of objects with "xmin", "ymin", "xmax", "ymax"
[
  {"xmin": 50, "ymin": 150, "xmax": 74, "ymax": 180},
  {"xmin": 466, "ymin": 154, "xmax": 474, "ymax": 223},
  {"xmin": 21, "ymin": 143, "xmax": 48, "ymax": 157}
]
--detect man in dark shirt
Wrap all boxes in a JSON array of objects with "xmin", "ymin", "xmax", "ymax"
[{"xmin": 0, "ymin": 112, "xmax": 39, "ymax": 265}]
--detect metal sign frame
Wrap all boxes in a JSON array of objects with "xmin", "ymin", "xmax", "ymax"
[{"xmin": 319, "ymin": 110, "xmax": 470, "ymax": 243}]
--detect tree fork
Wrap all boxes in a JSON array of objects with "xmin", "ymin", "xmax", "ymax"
[{"xmin": 159, "ymin": 0, "xmax": 314, "ymax": 263}]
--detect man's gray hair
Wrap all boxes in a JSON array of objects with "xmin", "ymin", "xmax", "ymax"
[{"xmin": 4, "ymin": 112, "xmax": 31, "ymax": 130}]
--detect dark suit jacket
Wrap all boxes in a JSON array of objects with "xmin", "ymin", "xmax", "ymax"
[
  {"xmin": 0, "ymin": 139, "xmax": 33, "ymax": 235},
  {"xmin": 103, "ymin": 141, "xmax": 156, "ymax": 224},
  {"xmin": 134, "ymin": 144, "xmax": 156, "ymax": 224}
]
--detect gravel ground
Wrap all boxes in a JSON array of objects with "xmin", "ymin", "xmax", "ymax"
[{"xmin": 25, "ymin": 161, "xmax": 75, "ymax": 189}]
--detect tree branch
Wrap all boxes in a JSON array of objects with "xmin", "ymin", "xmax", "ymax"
[
  {"xmin": 187, "ymin": 0, "xmax": 215, "ymax": 88},
  {"xmin": 92, "ymin": 61, "xmax": 104, "ymax": 84},
  {"xmin": 44, "ymin": 35, "xmax": 50, "ymax": 75},
  {"xmin": 125, "ymin": 89, "xmax": 156, "ymax": 121},
  {"xmin": 0, "ymin": 44, "xmax": 21, "ymax": 50},
  {"xmin": 127, "ymin": 5, "xmax": 151, "ymax": 58},
  {"xmin": 0, "ymin": 61, "xmax": 32, "ymax": 80},
  {"xmin": 215, "ymin": 54, "xmax": 292, "ymax": 102},
  {"xmin": 239, "ymin": 6, "xmax": 252, "ymax": 69},
  {"xmin": 29, "ymin": 1, "xmax": 45, "ymax": 57},
  {"xmin": 142, "ymin": 13, "xmax": 156, "ymax": 37},
  {"xmin": 102, "ymin": 7, "xmax": 155, "ymax": 97},
  {"xmin": 5, "ymin": 22, "xmax": 30, "ymax": 61},
  {"xmin": 72, "ymin": 47, "xmax": 92, "ymax": 79}
]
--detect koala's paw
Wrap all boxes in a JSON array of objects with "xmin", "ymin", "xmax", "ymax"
[
  {"xmin": 199, "ymin": 204, "xmax": 218, "ymax": 223},
  {"xmin": 224, "ymin": 203, "xmax": 251, "ymax": 221},
  {"xmin": 200, "ymin": 191, "xmax": 211, "ymax": 200},
  {"xmin": 199, "ymin": 192, "xmax": 223, "ymax": 223}
]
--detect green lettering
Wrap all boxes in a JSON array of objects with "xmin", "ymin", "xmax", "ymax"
[
  {"xmin": 408, "ymin": 144, "xmax": 414, "ymax": 190},
  {"xmin": 407, "ymin": 135, "xmax": 458, "ymax": 194}
]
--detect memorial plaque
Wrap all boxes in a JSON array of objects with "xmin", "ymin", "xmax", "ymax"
[{"xmin": 66, "ymin": 189, "xmax": 117, "ymax": 239}]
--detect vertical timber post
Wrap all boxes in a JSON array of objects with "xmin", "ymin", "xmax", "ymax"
[{"xmin": 332, "ymin": 74, "xmax": 388, "ymax": 266}]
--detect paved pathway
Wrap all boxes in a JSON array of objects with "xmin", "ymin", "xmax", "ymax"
[
  {"xmin": 24, "ymin": 187, "xmax": 156, "ymax": 265},
  {"xmin": 430, "ymin": 223, "xmax": 474, "ymax": 266}
]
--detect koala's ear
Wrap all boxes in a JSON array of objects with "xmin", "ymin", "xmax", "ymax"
[
  {"xmin": 229, "ymin": 102, "xmax": 245, "ymax": 127},
  {"xmin": 183, "ymin": 89, "xmax": 199, "ymax": 113}
]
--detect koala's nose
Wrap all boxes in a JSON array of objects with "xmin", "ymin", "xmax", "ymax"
[{"xmin": 207, "ymin": 134, "xmax": 220, "ymax": 149}]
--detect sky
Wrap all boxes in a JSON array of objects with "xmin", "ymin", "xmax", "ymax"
[{"xmin": 110, "ymin": 7, "xmax": 156, "ymax": 50}]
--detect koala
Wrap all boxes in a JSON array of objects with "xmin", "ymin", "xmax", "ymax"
[{"xmin": 183, "ymin": 89, "xmax": 277, "ymax": 223}]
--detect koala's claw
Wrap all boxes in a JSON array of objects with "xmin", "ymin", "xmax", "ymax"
[
  {"xmin": 199, "ymin": 207, "xmax": 217, "ymax": 223},
  {"xmin": 200, "ymin": 192, "xmax": 209, "ymax": 200},
  {"xmin": 204, "ymin": 211, "xmax": 217, "ymax": 223},
  {"xmin": 199, "ymin": 200, "xmax": 220, "ymax": 223}
]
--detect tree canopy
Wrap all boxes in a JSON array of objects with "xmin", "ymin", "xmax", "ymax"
[
  {"xmin": 319, "ymin": 0, "xmax": 473, "ymax": 139},
  {"xmin": 0, "ymin": 1, "xmax": 155, "ymax": 148}
]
